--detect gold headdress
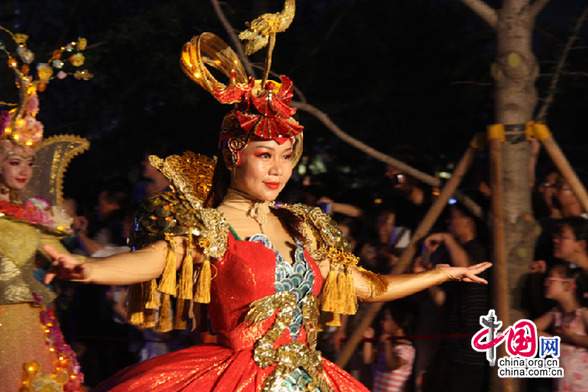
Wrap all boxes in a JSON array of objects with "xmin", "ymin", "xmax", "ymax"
[
  {"xmin": 0, "ymin": 26, "xmax": 91, "ymax": 207},
  {"xmin": 180, "ymin": 0, "xmax": 303, "ymax": 166},
  {"xmin": 0, "ymin": 26, "xmax": 92, "ymax": 150}
]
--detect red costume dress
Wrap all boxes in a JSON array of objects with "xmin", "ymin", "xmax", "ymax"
[{"xmin": 94, "ymin": 231, "xmax": 369, "ymax": 391}]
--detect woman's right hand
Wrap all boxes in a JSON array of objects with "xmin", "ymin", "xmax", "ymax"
[{"xmin": 43, "ymin": 244, "xmax": 91, "ymax": 284}]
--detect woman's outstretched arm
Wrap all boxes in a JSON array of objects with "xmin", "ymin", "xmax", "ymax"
[
  {"xmin": 43, "ymin": 238, "xmax": 202, "ymax": 285},
  {"xmin": 352, "ymin": 262, "xmax": 491, "ymax": 302}
]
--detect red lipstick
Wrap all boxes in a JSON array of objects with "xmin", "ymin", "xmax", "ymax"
[{"xmin": 264, "ymin": 182, "xmax": 280, "ymax": 190}]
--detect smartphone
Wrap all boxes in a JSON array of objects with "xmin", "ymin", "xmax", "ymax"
[{"xmin": 390, "ymin": 173, "xmax": 405, "ymax": 186}]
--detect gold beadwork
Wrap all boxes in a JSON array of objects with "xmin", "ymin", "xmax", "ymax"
[
  {"xmin": 149, "ymin": 151, "xmax": 217, "ymax": 210},
  {"xmin": 245, "ymin": 292, "xmax": 332, "ymax": 392}
]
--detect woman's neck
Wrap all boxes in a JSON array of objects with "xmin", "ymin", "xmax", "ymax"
[{"xmin": 219, "ymin": 188, "xmax": 273, "ymax": 233}]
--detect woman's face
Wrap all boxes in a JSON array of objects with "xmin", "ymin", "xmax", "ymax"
[
  {"xmin": 230, "ymin": 139, "xmax": 293, "ymax": 202},
  {"xmin": 1, "ymin": 147, "xmax": 35, "ymax": 191}
]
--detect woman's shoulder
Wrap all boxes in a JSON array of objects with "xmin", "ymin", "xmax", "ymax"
[
  {"xmin": 279, "ymin": 203, "xmax": 350, "ymax": 252},
  {"xmin": 132, "ymin": 190, "xmax": 229, "ymax": 258}
]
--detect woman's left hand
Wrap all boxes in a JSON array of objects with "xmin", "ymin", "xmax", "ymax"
[{"xmin": 436, "ymin": 262, "xmax": 492, "ymax": 284}]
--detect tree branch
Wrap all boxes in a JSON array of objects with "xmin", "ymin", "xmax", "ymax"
[
  {"xmin": 535, "ymin": 5, "xmax": 588, "ymax": 122},
  {"xmin": 460, "ymin": 0, "xmax": 498, "ymax": 29},
  {"xmin": 529, "ymin": 0, "xmax": 550, "ymax": 19},
  {"xmin": 292, "ymin": 101, "xmax": 483, "ymax": 217}
]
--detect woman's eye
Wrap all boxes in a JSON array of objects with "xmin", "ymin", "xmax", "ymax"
[
  {"xmin": 256, "ymin": 152, "xmax": 271, "ymax": 158},
  {"xmin": 9, "ymin": 161, "xmax": 20, "ymax": 166},
  {"xmin": 283, "ymin": 154, "xmax": 292, "ymax": 160}
]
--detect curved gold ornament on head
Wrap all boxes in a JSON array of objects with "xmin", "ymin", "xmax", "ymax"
[
  {"xmin": 180, "ymin": 33, "xmax": 249, "ymax": 102},
  {"xmin": 238, "ymin": 0, "xmax": 296, "ymax": 86}
]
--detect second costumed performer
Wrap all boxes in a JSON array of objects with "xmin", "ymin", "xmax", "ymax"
[{"xmin": 44, "ymin": 2, "xmax": 491, "ymax": 391}]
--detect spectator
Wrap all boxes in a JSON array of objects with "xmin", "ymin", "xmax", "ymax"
[
  {"xmin": 553, "ymin": 216, "xmax": 588, "ymax": 274},
  {"xmin": 554, "ymin": 169, "xmax": 588, "ymax": 219},
  {"xmin": 363, "ymin": 300, "xmax": 417, "ymax": 392},
  {"xmin": 534, "ymin": 170, "xmax": 562, "ymax": 220},
  {"xmin": 534, "ymin": 262, "xmax": 588, "ymax": 391},
  {"xmin": 421, "ymin": 201, "xmax": 490, "ymax": 392},
  {"xmin": 74, "ymin": 177, "xmax": 132, "ymax": 256},
  {"xmin": 132, "ymin": 151, "xmax": 171, "ymax": 203}
]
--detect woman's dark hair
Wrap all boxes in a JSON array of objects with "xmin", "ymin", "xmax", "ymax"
[{"xmin": 208, "ymin": 152, "xmax": 231, "ymax": 208}]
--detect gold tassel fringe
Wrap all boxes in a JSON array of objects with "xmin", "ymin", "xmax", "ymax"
[
  {"xmin": 156, "ymin": 294, "xmax": 173, "ymax": 332},
  {"xmin": 144, "ymin": 309, "xmax": 156, "ymax": 329},
  {"xmin": 127, "ymin": 284, "xmax": 144, "ymax": 325},
  {"xmin": 145, "ymin": 279, "xmax": 160, "ymax": 309},
  {"xmin": 325, "ymin": 312, "xmax": 341, "ymax": 327},
  {"xmin": 158, "ymin": 235, "xmax": 177, "ymax": 296},
  {"xmin": 174, "ymin": 299, "xmax": 188, "ymax": 330},
  {"xmin": 178, "ymin": 237, "xmax": 194, "ymax": 300},
  {"xmin": 321, "ymin": 268, "xmax": 340, "ymax": 313},
  {"xmin": 194, "ymin": 256, "xmax": 211, "ymax": 303},
  {"xmin": 341, "ymin": 268, "xmax": 357, "ymax": 315}
]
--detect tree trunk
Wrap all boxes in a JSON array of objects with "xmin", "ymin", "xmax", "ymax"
[
  {"xmin": 493, "ymin": 3, "xmax": 539, "ymax": 321},
  {"xmin": 490, "ymin": 3, "xmax": 541, "ymax": 391}
]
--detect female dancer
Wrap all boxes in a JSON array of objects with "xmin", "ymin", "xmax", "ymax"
[
  {"xmin": 0, "ymin": 28, "xmax": 90, "ymax": 391},
  {"xmin": 43, "ymin": 6, "xmax": 491, "ymax": 391}
]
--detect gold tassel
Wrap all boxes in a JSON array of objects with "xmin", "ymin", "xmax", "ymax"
[
  {"xmin": 144, "ymin": 309, "xmax": 156, "ymax": 329},
  {"xmin": 325, "ymin": 312, "xmax": 341, "ymax": 327},
  {"xmin": 341, "ymin": 267, "xmax": 357, "ymax": 315},
  {"xmin": 194, "ymin": 256, "xmax": 211, "ymax": 303},
  {"xmin": 158, "ymin": 236, "xmax": 177, "ymax": 296},
  {"xmin": 127, "ymin": 284, "xmax": 144, "ymax": 326},
  {"xmin": 321, "ymin": 266, "xmax": 340, "ymax": 313},
  {"xmin": 178, "ymin": 237, "xmax": 194, "ymax": 300},
  {"xmin": 145, "ymin": 279, "xmax": 160, "ymax": 309},
  {"xmin": 156, "ymin": 294, "xmax": 173, "ymax": 332},
  {"xmin": 174, "ymin": 299, "xmax": 188, "ymax": 330}
]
